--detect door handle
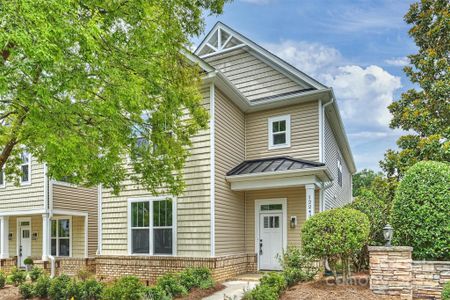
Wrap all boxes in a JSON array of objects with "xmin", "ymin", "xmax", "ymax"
[
  {"xmin": 259, "ymin": 239, "xmax": 263, "ymax": 255},
  {"xmin": 19, "ymin": 246, "xmax": 22, "ymax": 257}
]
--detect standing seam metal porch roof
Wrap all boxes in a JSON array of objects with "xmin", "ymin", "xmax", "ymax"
[{"xmin": 226, "ymin": 157, "xmax": 325, "ymax": 176}]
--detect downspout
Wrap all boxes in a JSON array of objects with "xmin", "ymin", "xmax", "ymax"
[{"xmin": 43, "ymin": 165, "xmax": 56, "ymax": 277}]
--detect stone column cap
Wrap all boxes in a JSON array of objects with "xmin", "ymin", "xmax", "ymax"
[{"xmin": 368, "ymin": 246, "xmax": 413, "ymax": 252}]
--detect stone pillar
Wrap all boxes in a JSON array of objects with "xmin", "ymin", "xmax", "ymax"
[
  {"xmin": 0, "ymin": 216, "xmax": 9, "ymax": 259},
  {"xmin": 368, "ymin": 246, "xmax": 413, "ymax": 300},
  {"xmin": 305, "ymin": 184, "xmax": 315, "ymax": 219}
]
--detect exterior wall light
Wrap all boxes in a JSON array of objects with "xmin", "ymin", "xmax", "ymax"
[
  {"xmin": 290, "ymin": 216, "xmax": 297, "ymax": 229},
  {"xmin": 383, "ymin": 224, "xmax": 394, "ymax": 247}
]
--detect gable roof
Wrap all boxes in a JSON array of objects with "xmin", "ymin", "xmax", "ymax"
[{"xmin": 195, "ymin": 22, "xmax": 327, "ymax": 91}]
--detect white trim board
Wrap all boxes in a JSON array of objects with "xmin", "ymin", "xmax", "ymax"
[
  {"xmin": 209, "ymin": 82, "xmax": 216, "ymax": 257},
  {"xmin": 254, "ymin": 198, "xmax": 287, "ymax": 271}
]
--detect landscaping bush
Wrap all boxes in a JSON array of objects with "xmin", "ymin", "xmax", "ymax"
[
  {"xmin": 145, "ymin": 285, "xmax": 171, "ymax": 300},
  {"xmin": 156, "ymin": 273, "xmax": 188, "ymax": 297},
  {"xmin": 78, "ymin": 278, "xmax": 104, "ymax": 300},
  {"xmin": 442, "ymin": 281, "xmax": 450, "ymax": 300},
  {"xmin": 34, "ymin": 275, "xmax": 51, "ymax": 298},
  {"xmin": 0, "ymin": 272, "xmax": 5, "ymax": 289},
  {"xmin": 301, "ymin": 207, "xmax": 370, "ymax": 282},
  {"xmin": 102, "ymin": 276, "xmax": 146, "ymax": 300},
  {"xmin": 19, "ymin": 282, "xmax": 34, "ymax": 299},
  {"xmin": 77, "ymin": 267, "xmax": 93, "ymax": 281},
  {"xmin": 279, "ymin": 247, "xmax": 318, "ymax": 278},
  {"xmin": 242, "ymin": 284, "xmax": 279, "ymax": 300},
  {"xmin": 260, "ymin": 272, "xmax": 286, "ymax": 294},
  {"xmin": 10, "ymin": 267, "xmax": 27, "ymax": 286},
  {"xmin": 49, "ymin": 274, "xmax": 72, "ymax": 300},
  {"xmin": 191, "ymin": 267, "xmax": 214, "ymax": 289},
  {"xmin": 390, "ymin": 161, "xmax": 450, "ymax": 260},
  {"xmin": 29, "ymin": 266, "xmax": 43, "ymax": 282},
  {"xmin": 345, "ymin": 189, "xmax": 387, "ymax": 271}
]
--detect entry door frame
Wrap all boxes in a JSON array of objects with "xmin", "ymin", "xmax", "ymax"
[
  {"xmin": 16, "ymin": 217, "xmax": 32, "ymax": 268},
  {"xmin": 255, "ymin": 198, "xmax": 288, "ymax": 270}
]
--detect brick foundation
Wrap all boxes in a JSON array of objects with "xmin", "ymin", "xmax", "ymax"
[
  {"xmin": 369, "ymin": 246, "xmax": 450, "ymax": 300},
  {"xmin": 96, "ymin": 254, "xmax": 257, "ymax": 283}
]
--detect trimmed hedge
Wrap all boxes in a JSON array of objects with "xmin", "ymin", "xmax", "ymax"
[
  {"xmin": 301, "ymin": 207, "xmax": 370, "ymax": 281},
  {"xmin": 390, "ymin": 161, "xmax": 450, "ymax": 260},
  {"xmin": 442, "ymin": 281, "xmax": 450, "ymax": 300}
]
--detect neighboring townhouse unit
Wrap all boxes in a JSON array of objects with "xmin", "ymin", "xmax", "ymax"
[
  {"xmin": 96, "ymin": 22, "xmax": 356, "ymax": 282},
  {"xmin": 0, "ymin": 153, "xmax": 98, "ymax": 274}
]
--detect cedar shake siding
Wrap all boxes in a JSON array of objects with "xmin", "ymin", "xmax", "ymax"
[
  {"xmin": 100, "ymin": 85, "xmax": 212, "ymax": 257},
  {"xmin": 214, "ymin": 88, "xmax": 246, "ymax": 255}
]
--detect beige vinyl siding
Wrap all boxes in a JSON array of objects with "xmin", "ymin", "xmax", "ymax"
[
  {"xmin": 214, "ymin": 88, "xmax": 246, "ymax": 255},
  {"xmin": 244, "ymin": 187, "xmax": 320, "ymax": 253},
  {"xmin": 71, "ymin": 216, "xmax": 85, "ymax": 257},
  {"xmin": 205, "ymin": 49, "xmax": 310, "ymax": 101},
  {"xmin": 0, "ymin": 157, "xmax": 45, "ymax": 213},
  {"xmin": 245, "ymin": 101, "xmax": 320, "ymax": 161},
  {"xmin": 101, "ymin": 86, "xmax": 212, "ymax": 257},
  {"xmin": 324, "ymin": 115, "xmax": 352, "ymax": 209},
  {"xmin": 52, "ymin": 184, "xmax": 97, "ymax": 257}
]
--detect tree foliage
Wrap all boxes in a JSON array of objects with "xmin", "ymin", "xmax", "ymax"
[
  {"xmin": 0, "ymin": 0, "xmax": 228, "ymax": 194},
  {"xmin": 381, "ymin": 0, "xmax": 450, "ymax": 179},
  {"xmin": 352, "ymin": 169, "xmax": 383, "ymax": 197},
  {"xmin": 301, "ymin": 208, "xmax": 370, "ymax": 282},
  {"xmin": 391, "ymin": 161, "xmax": 450, "ymax": 260}
]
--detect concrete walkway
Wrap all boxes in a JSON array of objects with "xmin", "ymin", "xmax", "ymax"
[{"xmin": 203, "ymin": 274, "xmax": 261, "ymax": 300}]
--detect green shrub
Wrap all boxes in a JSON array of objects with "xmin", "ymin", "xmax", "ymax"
[
  {"xmin": 34, "ymin": 275, "xmax": 51, "ymax": 298},
  {"xmin": 242, "ymin": 284, "xmax": 279, "ymax": 300},
  {"xmin": 192, "ymin": 267, "xmax": 214, "ymax": 289},
  {"xmin": 282, "ymin": 267, "xmax": 313, "ymax": 287},
  {"xmin": 0, "ymin": 272, "xmax": 5, "ymax": 289},
  {"xmin": 145, "ymin": 285, "xmax": 171, "ymax": 300},
  {"xmin": 278, "ymin": 247, "xmax": 318, "ymax": 280},
  {"xmin": 442, "ymin": 281, "xmax": 450, "ymax": 300},
  {"xmin": 301, "ymin": 207, "xmax": 370, "ymax": 282},
  {"xmin": 49, "ymin": 274, "xmax": 72, "ymax": 300},
  {"xmin": 10, "ymin": 267, "xmax": 27, "ymax": 286},
  {"xmin": 29, "ymin": 266, "xmax": 43, "ymax": 282},
  {"xmin": 156, "ymin": 273, "xmax": 187, "ymax": 297},
  {"xmin": 19, "ymin": 282, "xmax": 34, "ymax": 299},
  {"xmin": 23, "ymin": 257, "xmax": 33, "ymax": 266},
  {"xmin": 102, "ymin": 276, "xmax": 146, "ymax": 300},
  {"xmin": 78, "ymin": 278, "xmax": 104, "ymax": 300},
  {"xmin": 391, "ymin": 161, "xmax": 450, "ymax": 260},
  {"xmin": 259, "ymin": 272, "xmax": 286, "ymax": 294},
  {"xmin": 179, "ymin": 268, "xmax": 197, "ymax": 291},
  {"xmin": 77, "ymin": 267, "xmax": 93, "ymax": 281}
]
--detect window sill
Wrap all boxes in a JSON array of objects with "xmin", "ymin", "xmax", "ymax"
[
  {"xmin": 20, "ymin": 182, "xmax": 32, "ymax": 186},
  {"xmin": 268, "ymin": 144, "xmax": 291, "ymax": 150}
]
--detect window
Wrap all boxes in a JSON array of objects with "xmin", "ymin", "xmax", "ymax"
[
  {"xmin": 263, "ymin": 216, "xmax": 280, "ymax": 228},
  {"xmin": 337, "ymin": 155, "xmax": 343, "ymax": 187},
  {"xmin": 268, "ymin": 115, "xmax": 291, "ymax": 149},
  {"xmin": 261, "ymin": 204, "xmax": 282, "ymax": 211},
  {"xmin": 129, "ymin": 197, "xmax": 175, "ymax": 255},
  {"xmin": 51, "ymin": 218, "xmax": 71, "ymax": 257},
  {"xmin": 20, "ymin": 151, "xmax": 31, "ymax": 185},
  {"xmin": 0, "ymin": 168, "xmax": 5, "ymax": 188}
]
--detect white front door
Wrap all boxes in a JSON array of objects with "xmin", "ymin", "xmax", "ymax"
[
  {"xmin": 259, "ymin": 213, "xmax": 283, "ymax": 270},
  {"xmin": 19, "ymin": 221, "xmax": 31, "ymax": 268}
]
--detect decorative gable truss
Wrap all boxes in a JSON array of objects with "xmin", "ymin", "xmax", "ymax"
[{"xmin": 197, "ymin": 26, "xmax": 246, "ymax": 58}]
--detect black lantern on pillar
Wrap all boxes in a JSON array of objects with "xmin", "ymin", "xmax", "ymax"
[{"xmin": 383, "ymin": 224, "xmax": 394, "ymax": 247}]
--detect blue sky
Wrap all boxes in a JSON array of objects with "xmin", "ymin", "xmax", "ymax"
[{"xmin": 192, "ymin": 0, "xmax": 418, "ymax": 171}]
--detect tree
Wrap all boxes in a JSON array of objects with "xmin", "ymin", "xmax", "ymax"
[
  {"xmin": 381, "ymin": 0, "xmax": 450, "ymax": 179},
  {"xmin": 0, "ymin": 0, "xmax": 228, "ymax": 194},
  {"xmin": 352, "ymin": 169, "xmax": 383, "ymax": 197}
]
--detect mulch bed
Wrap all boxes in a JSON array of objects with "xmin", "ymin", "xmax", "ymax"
[
  {"xmin": 177, "ymin": 283, "xmax": 226, "ymax": 300},
  {"xmin": 0, "ymin": 285, "xmax": 21, "ymax": 300},
  {"xmin": 280, "ymin": 274, "xmax": 381, "ymax": 300}
]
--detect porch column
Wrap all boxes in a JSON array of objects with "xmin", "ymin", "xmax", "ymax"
[
  {"xmin": 305, "ymin": 184, "xmax": 315, "ymax": 219},
  {"xmin": 0, "ymin": 216, "xmax": 9, "ymax": 259},
  {"xmin": 84, "ymin": 215, "xmax": 88, "ymax": 258},
  {"xmin": 42, "ymin": 213, "xmax": 50, "ymax": 261}
]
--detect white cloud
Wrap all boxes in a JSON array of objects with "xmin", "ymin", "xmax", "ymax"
[
  {"xmin": 264, "ymin": 40, "xmax": 403, "ymax": 170},
  {"xmin": 385, "ymin": 57, "xmax": 409, "ymax": 66}
]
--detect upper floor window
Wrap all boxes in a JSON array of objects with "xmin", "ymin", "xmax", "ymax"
[
  {"xmin": 337, "ymin": 155, "xmax": 343, "ymax": 187},
  {"xmin": 129, "ymin": 197, "xmax": 174, "ymax": 255},
  {"xmin": 0, "ymin": 168, "xmax": 5, "ymax": 188},
  {"xmin": 268, "ymin": 115, "xmax": 291, "ymax": 150},
  {"xmin": 20, "ymin": 151, "xmax": 31, "ymax": 185}
]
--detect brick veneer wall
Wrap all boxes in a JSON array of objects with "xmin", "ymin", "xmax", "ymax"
[
  {"xmin": 56, "ymin": 258, "xmax": 96, "ymax": 276},
  {"xmin": 96, "ymin": 254, "xmax": 257, "ymax": 283},
  {"xmin": 368, "ymin": 246, "xmax": 450, "ymax": 300},
  {"xmin": 0, "ymin": 257, "xmax": 17, "ymax": 273}
]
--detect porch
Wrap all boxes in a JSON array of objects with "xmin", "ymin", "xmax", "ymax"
[
  {"xmin": 0, "ymin": 210, "xmax": 90, "ymax": 269},
  {"xmin": 226, "ymin": 157, "xmax": 331, "ymax": 271}
]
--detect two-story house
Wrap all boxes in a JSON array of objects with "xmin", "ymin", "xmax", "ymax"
[
  {"xmin": 0, "ymin": 153, "xmax": 98, "ymax": 273},
  {"xmin": 95, "ymin": 22, "xmax": 355, "ymax": 282}
]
